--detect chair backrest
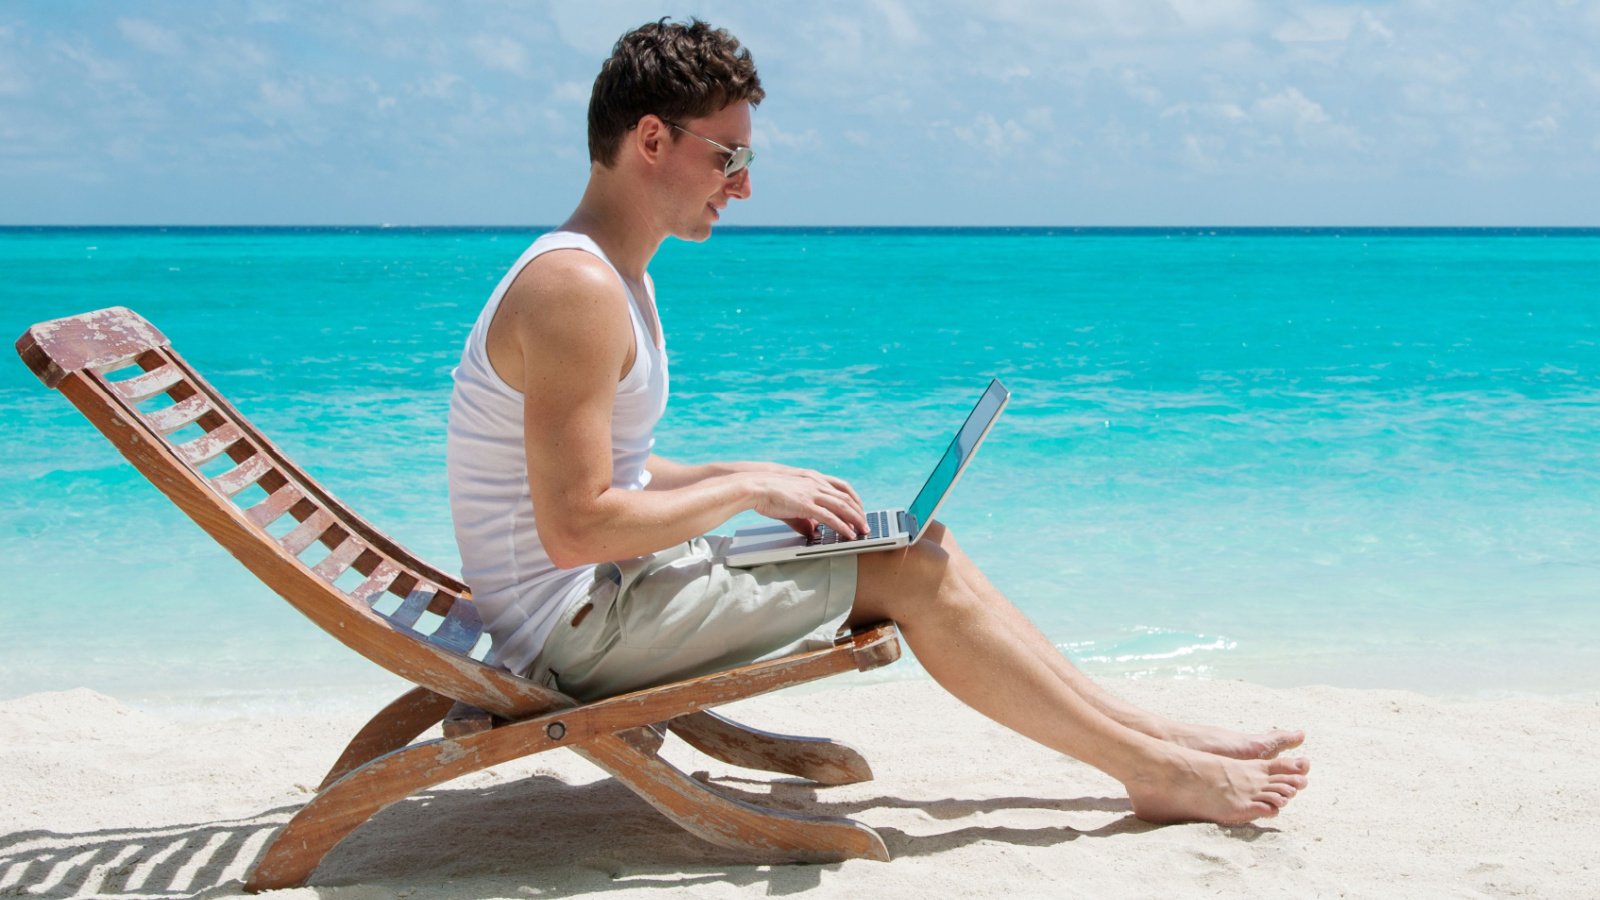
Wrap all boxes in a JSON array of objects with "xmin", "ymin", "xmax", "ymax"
[{"xmin": 17, "ymin": 307, "xmax": 563, "ymax": 718}]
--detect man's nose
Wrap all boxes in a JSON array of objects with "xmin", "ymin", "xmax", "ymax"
[{"xmin": 727, "ymin": 167, "xmax": 752, "ymax": 200}]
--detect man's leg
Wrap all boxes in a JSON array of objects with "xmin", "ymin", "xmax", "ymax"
[
  {"xmin": 918, "ymin": 522, "xmax": 1304, "ymax": 761},
  {"xmin": 849, "ymin": 526, "xmax": 1309, "ymax": 825}
]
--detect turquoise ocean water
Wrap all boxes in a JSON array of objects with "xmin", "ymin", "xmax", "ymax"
[{"xmin": 3, "ymin": 227, "xmax": 1597, "ymax": 707}]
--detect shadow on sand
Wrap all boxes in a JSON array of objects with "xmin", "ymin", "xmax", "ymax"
[{"xmin": 0, "ymin": 770, "xmax": 1254, "ymax": 898}]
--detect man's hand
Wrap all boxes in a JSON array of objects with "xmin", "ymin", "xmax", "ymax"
[{"xmin": 747, "ymin": 466, "xmax": 868, "ymax": 540}]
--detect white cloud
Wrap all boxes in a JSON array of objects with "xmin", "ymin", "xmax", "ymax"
[
  {"xmin": 1120, "ymin": 69, "xmax": 1162, "ymax": 106},
  {"xmin": 1252, "ymin": 86, "xmax": 1365, "ymax": 150},
  {"xmin": 1450, "ymin": 116, "xmax": 1515, "ymax": 174},
  {"xmin": 548, "ymin": 1, "xmax": 667, "ymax": 56},
  {"xmin": 1525, "ymin": 114, "xmax": 1559, "ymax": 140},
  {"xmin": 550, "ymin": 80, "xmax": 590, "ymax": 105},
  {"xmin": 467, "ymin": 35, "xmax": 530, "ymax": 77},
  {"xmin": 209, "ymin": 37, "xmax": 272, "ymax": 73},
  {"xmin": 1161, "ymin": 102, "xmax": 1247, "ymax": 123},
  {"xmin": 1253, "ymin": 86, "xmax": 1328, "ymax": 127},
  {"xmin": 1180, "ymin": 132, "xmax": 1224, "ymax": 171},
  {"xmin": 1272, "ymin": 8, "xmax": 1354, "ymax": 44},
  {"xmin": 1358, "ymin": 10, "xmax": 1394, "ymax": 44},
  {"xmin": 1167, "ymin": 0, "xmax": 1261, "ymax": 33},
  {"xmin": 752, "ymin": 120, "xmax": 821, "ymax": 152},
  {"xmin": 117, "ymin": 18, "xmax": 184, "ymax": 56},
  {"xmin": 412, "ymin": 73, "xmax": 463, "ymax": 100},
  {"xmin": 256, "ymin": 79, "xmax": 308, "ymax": 118},
  {"xmin": 871, "ymin": 0, "xmax": 925, "ymax": 44},
  {"xmin": 979, "ymin": 0, "xmax": 1188, "ymax": 41},
  {"xmin": 953, "ymin": 112, "xmax": 1032, "ymax": 156},
  {"xmin": 245, "ymin": 2, "xmax": 292, "ymax": 25},
  {"xmin": 51, "ymin": 40, "xmax": 126, "ymax": 82},
  {"xmin": 0, "ymin": 57, "xmax": 27, "ymax": 97}
]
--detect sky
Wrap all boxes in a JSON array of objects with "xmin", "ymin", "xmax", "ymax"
[{"xmin": 2, "ymin": 0, "xmax": 1598, "ymax": 226}]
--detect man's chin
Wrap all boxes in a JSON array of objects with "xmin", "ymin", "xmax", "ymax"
[{"xmin": 673, "ymin": 224, "xmax": 715, "ymax": 243}]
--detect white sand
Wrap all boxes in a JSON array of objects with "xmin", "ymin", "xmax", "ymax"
[{"xmin": 3, "ymin": 678, "xmax": 1597, "ymax": 898}]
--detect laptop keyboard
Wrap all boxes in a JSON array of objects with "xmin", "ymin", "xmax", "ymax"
[{"xmin": 807, "ymin": 509, "xmax": 894, "ymax": 546}]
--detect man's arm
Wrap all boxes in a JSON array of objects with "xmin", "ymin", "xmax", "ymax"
[
  {"xmin": 641, "ymin": 454, "xmax": 718, "ymax": 490},
  {"xmin": 499, "ymin": 254, "xmax": 868, "ymax": 568}
]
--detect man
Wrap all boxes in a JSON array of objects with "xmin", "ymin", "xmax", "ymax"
[{"xmin": 447, "ymin": 18, "xmax": 1308, "ymax": 826}]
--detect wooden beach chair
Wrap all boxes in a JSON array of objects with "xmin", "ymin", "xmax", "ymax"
[{"xmin": 16, "ymin": 307, "xmax": 901, "ymax": 892}]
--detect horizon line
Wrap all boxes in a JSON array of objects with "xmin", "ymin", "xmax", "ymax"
[{"xmin": 4, "ymin": 224, "xmax": 1600, "ymax": 232}]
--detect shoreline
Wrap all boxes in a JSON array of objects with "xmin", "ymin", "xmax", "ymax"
[
  {"xmin": 4, "ymin": 676, "xmax": 1597, "ymax": 897},
  {"xmin": 8, "ymin": 653, "xmax": 1597, "ymax": 719}
]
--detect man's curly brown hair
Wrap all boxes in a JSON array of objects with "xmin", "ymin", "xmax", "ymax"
[{"xmin": 588, "ymin": 18, "xmax": 764, "ymax": 167}]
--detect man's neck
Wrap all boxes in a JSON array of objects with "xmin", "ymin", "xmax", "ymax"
[{"xmin": 560, "ymin": 170, "xmax": 664, "ymax": 282}]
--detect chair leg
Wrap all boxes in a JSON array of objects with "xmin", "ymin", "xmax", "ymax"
[
  {"xmin": 317, "ymin": 687, "xmax": 456, "ymax": 790},
  {"xmin": 578, "ymin": 732, "xmax": 890, "ymax": 863},
  {"xmin": 247, "ymin": 716, "xmax": 887, "ymax": 891},
  {"xmin": 668, "ymin": 710, "xmax": 874, "ymax": 786},
  {"xmin": 248, "ymin": 708, "xmax": 583, "ymax": 891}
]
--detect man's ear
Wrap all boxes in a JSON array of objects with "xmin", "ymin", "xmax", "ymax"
[{"xmin": 632, "ymin": 115, "xmax": 672, "ymax": 167}]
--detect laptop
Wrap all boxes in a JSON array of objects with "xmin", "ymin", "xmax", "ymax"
[{"xmin": 725, "ymin": 378, "xmax": 1010, "ymax": 568}]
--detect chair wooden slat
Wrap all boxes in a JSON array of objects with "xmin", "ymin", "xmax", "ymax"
[
  {"xmin": 245, "ymin": 482, "xmax": 304, "ymax": 529},
  {"xmin": 349, "ymin": 561, "xmax": 402, "ymax": 606},
  {"xmin": 109, "ymin": 364, "xmax": 185, "ymax": 403},
  {"xmin": 211, "ymin": 453, "xmax": 274, "ymax": 498},
  {"xmin": 312, "ymin": 537, "xmax": 366, "ymax": 582},
  {"xmin": 389, "ymin": 587, "xmax": 436, "ymax": 629},
  {"xmin": 280, "ymin": 508, "xmax": 335, "ymax": 557},
  {"xmin": 428, "ymin": 600, "xmax": 484, "ymax": 654},
  {"xmin": 143, "ymin": 392, "xmax": 211, "ymax": 434},
  {"xmin": 177, "ymin": 422, "xmax": 245, "ymax": 466}
]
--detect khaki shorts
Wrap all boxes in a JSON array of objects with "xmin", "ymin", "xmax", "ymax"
[{"xmin": 524, "ymin": 534, "xmax": 858, "ymax": 701}]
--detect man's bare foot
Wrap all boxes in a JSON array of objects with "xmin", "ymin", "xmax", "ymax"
[
  {"xmin": 1125, "ymin": 748, "xmax": 1310, "ymax": 826},
  {"xmin": 1163, "ymin": 722, "xmax": 1306, "ymax": 760}
]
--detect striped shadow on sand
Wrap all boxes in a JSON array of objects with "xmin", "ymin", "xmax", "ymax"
[{"xmin": 0, "ymin": 811, "xmax": 289, "ymax": 899}]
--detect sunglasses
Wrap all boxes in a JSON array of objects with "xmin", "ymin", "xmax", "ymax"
[{"xmin": 664, "ymin": 120, "xmax": 755, "ymax": 177}]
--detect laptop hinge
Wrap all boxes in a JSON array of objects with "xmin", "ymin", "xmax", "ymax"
[{"xmin": 901, "ymin": 510, "xmax": 918, "ymax": 538}]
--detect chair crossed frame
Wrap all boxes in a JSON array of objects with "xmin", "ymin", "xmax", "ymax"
[{"xmin": 17, "ymin": 307, "xmax": 902, "ymax": 892}]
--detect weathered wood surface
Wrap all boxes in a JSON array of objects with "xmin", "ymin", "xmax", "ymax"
[
  {"xmin": 211, "ymin": 453, "xmax": 274, "ymax": 498},
  {"xmin": 279, "ymin": 508, "xmax": 336, "ymax": 556},
  {"xmin": 318, "ymin": 687, "xmax": 455, "ymax": 791},
  {"xmin": 144, "ymin": 392, "xmax": 212, "ymax": 434},
  {"xmin": 244, "ymin": 482, "xmax": 304, "ymax": 528},
  {"xmin": 14, "ymin": 305, "xmax": 169, "ymax": 388},
  {"xmin": 311, "ymin": 537, "xmax": 366, "ymax": 581},
  {"xmin": 109, "ymin": 362, "xmax": 184, "ymax": 402},
  {"xmin": 428, "ymin": 600, "xmax": 484, "ymax": 654},
  {"xmin": 442, "ymin": 701, "xmax": 496, "ymax": 738},
  {"xmin": 177, "ymin": 421, "xmax": 244, "ymax": 465},
  {"xmin": 578, "ymin": 734, "xmax": 889, "ymax": 863},
  {"xmin": 669, "ymin": 710, "xmax": 874, "ymax": 785},
  {"xmin": 349, "ymin": 561, "xmax": 402, "ymax": 606}
]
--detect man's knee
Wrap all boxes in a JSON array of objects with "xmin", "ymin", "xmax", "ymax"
[
  {"xmin": 921, "ymin": 518, "xmax": 964, "ymax": 554},
  {"xmin": 856, "ymin": 537, "xmax": 965, "ymax": 617}
]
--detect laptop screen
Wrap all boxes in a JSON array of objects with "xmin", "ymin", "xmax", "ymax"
[{"xmin": 905, "ymin": 379, "xmax": 1009, "ymax": 538}]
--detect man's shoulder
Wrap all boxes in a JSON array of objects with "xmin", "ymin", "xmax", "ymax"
[
  {"xmin": 510, "ymin": 248, "xmax": 625, "ymax": 307},
  {"xmin": 492, "ymin": 248, "xmax": 632, "ymax": 364}
]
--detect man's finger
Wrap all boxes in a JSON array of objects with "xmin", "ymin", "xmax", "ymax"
[
  {"xmin": 816, "ymin": 493, "xmax": 868, "ymax": 538},
  {"xmin": 827, "ymin": 484, "xmax": 868, "ymax": 526},
  {"xmin": 833, "ymin": 476, "xmax": 864, "ymax": 508}
]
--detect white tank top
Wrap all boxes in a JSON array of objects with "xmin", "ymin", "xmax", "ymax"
[{"xmin": 446, "ymin": 230, "xmax": 669, "ymax": 676}]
